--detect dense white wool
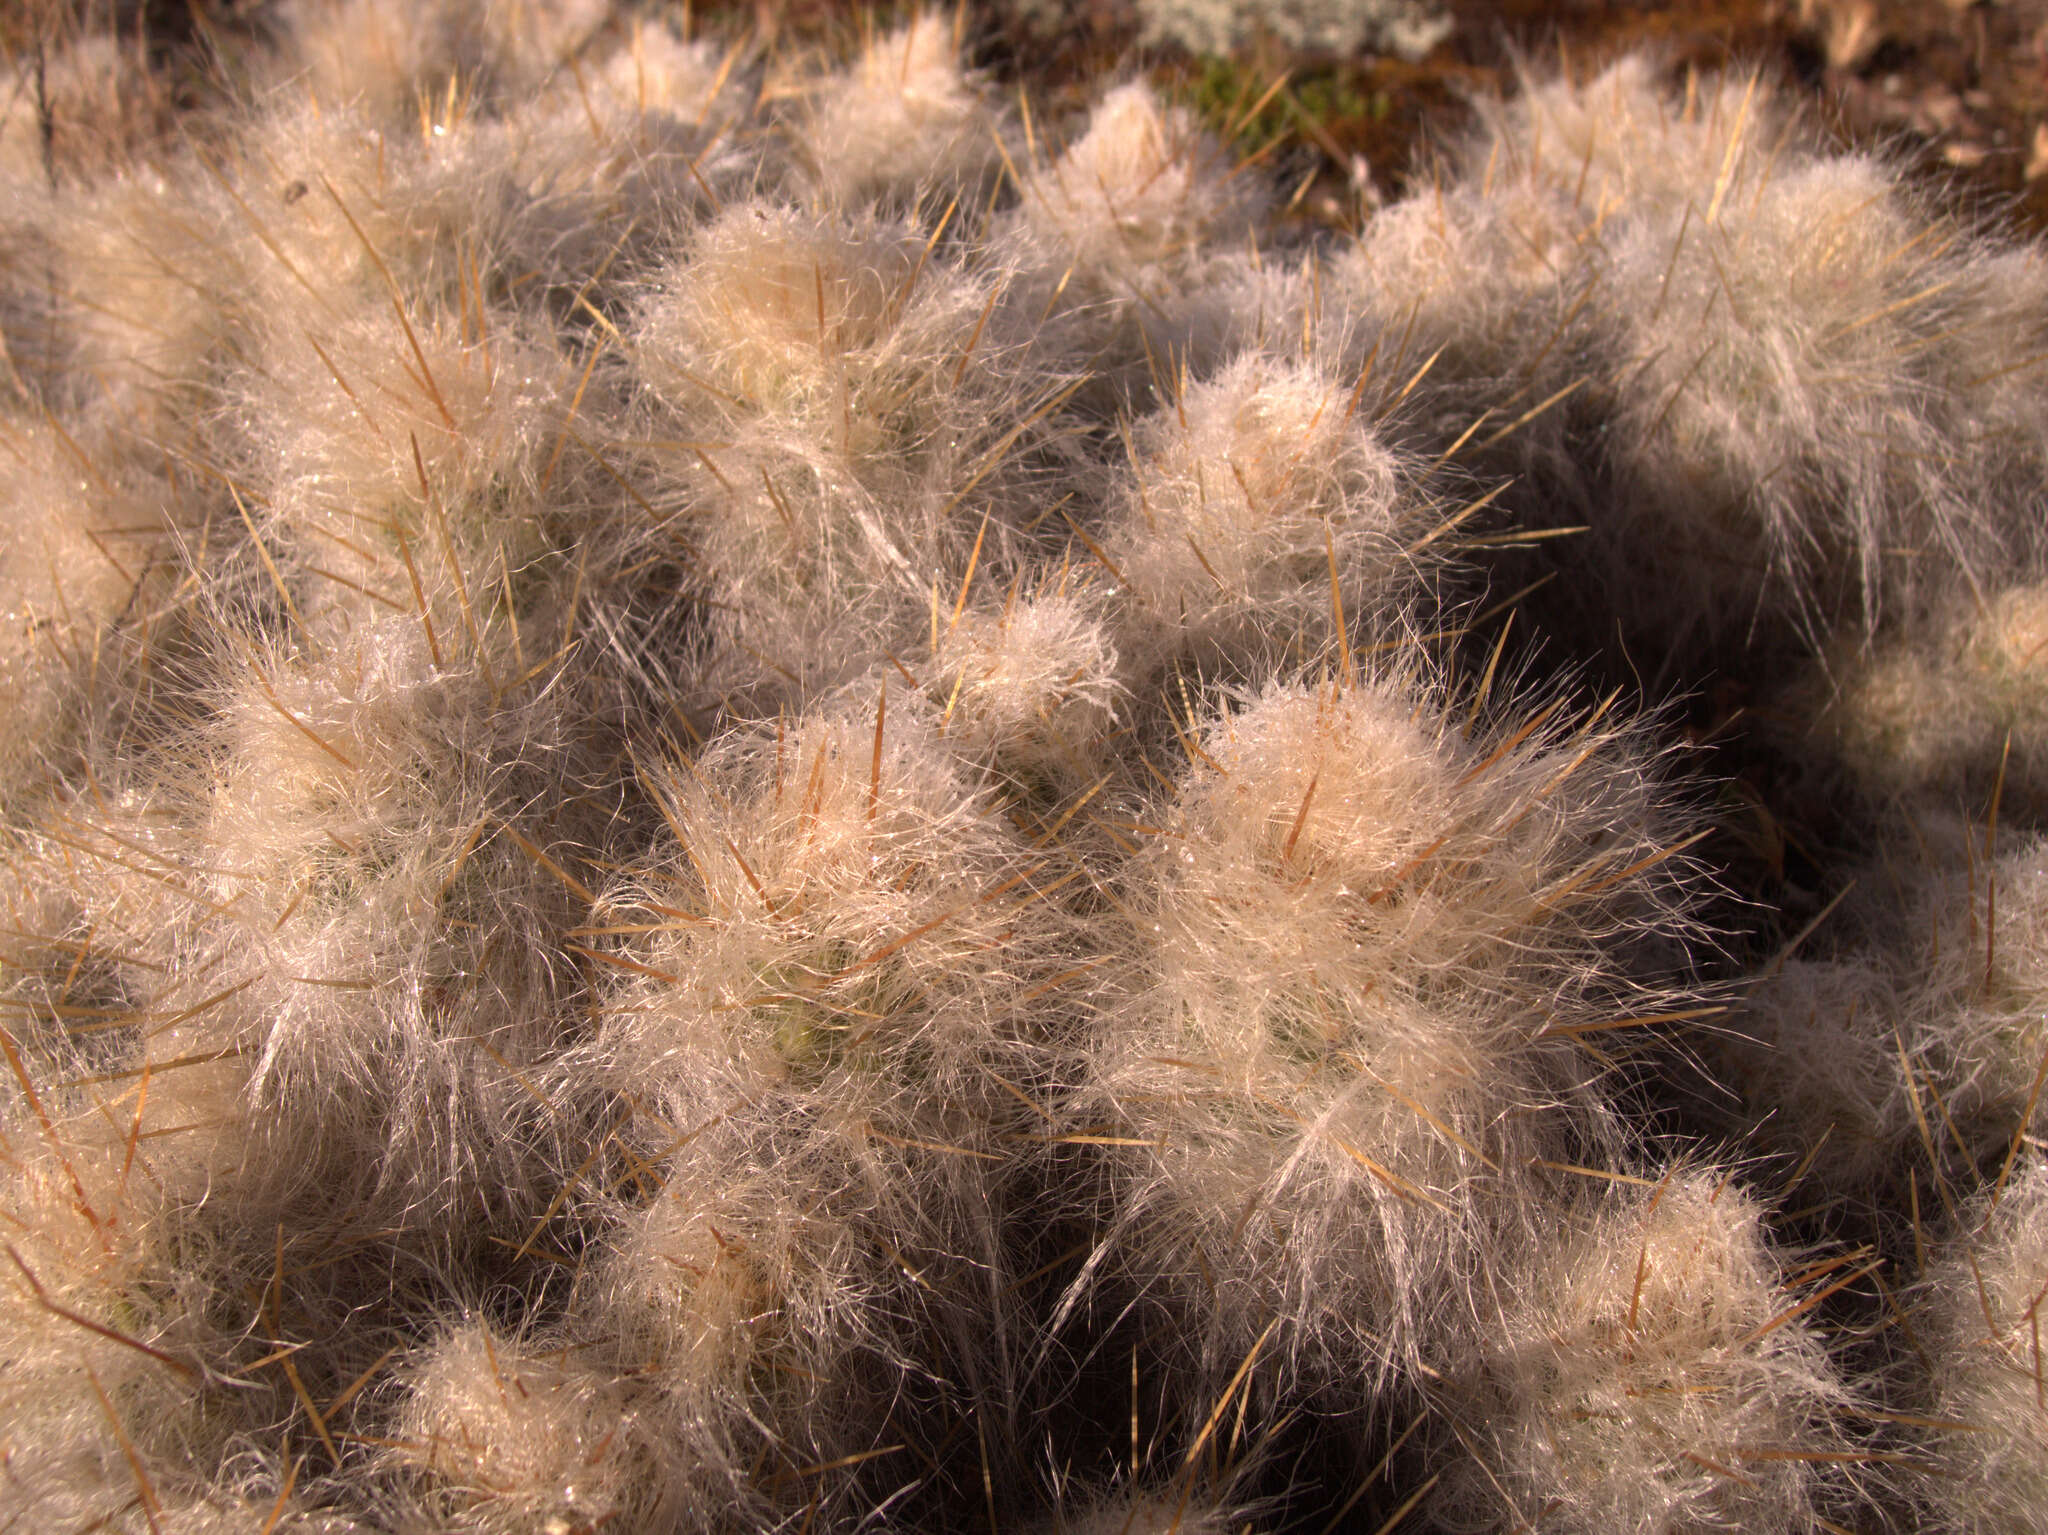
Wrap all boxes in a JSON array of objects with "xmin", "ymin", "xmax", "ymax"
[
  {"xmin": 0, "ymin": 780, "xmax": 238, "ymax": 1189},
  {"xmin": 0, "ymin": 1147, "xmax": 240, "ymax": 1531},
  {"xmin": 36, "ymin": 167, "xmax": 244, "ymax": 434},
  {"xmin": 558, "ymin": 691, "xmax": 1071, "ymax": 1509},
  {"xmin": 0, "ymin": 413, "xmax": 166, "ymax": 807},
  {"xmin": 505, "ymin": 25, "xmax": 762, "ymax": 286},
  {"xmin": 1916, "ymin": 1158, "xmax": 2048, "ymax": 1533},
  {"xmin": 0, "ymin": 802, "xmax": 267, "ymax": 1506},
  {"xmin": 1101, "ymin": 351, "xmax": 1425, "ymax": 683},
  {"xmin": 262, "ymin": 9, "xmax": 756, "ymax": 317},
  {"xmin": 1434, "ymin": 1170, "xmax": 1854, "ymax": 1535},
  {"xmin": 1945, "ymin": 245, "xmax": 2048, "ymax": 525},
  {"xmin": 17, "ymin": 7, "xmax": 2041, "ymax": 1529},
  {"xmin": 389, "ymin": 1321, "xmax": 658, "ymax": 1533},
  {"xmin": 1796, "ymin": 581, "xmax": 2048, "ymax": 810},
  {"xmin": 1725, "ymin": 956, "xmax": 1918, "ymax": 1197},
  {"xmin": 1715, "ymin": 815, "xmax": 2048, "ymax": 1187},
  {"xmin": 635, "ymin": 200, "xmax": 996, "ymax": 425},
  {"xmin": 583, "ymin": 19, "xmax": 748, "ymax": 123},
  {"xmin": 0, "ymin": 1018, "xmax": 273, "ymax": 1534},
  {"xmin": 926, "ymin": 580, "xmax": 1125, "ymax": 795},
  {"xmin": 153, "ymin": 1498, "xmax": 369, "ymax": 1534},
  {"xmin": 581, "ymin": 688, "xmax": 1061, "ymax": 1145},
  {"xmin": 1313, "ymin": 65, "xmax": 1664, "ymax": 521},
  {"xmin": 1326, "ymin": 174, "xmax": 1609, "ymax": 505},
  {"xmin": 1798, "ymin": 635, "xmax": 2006, "ymax": 804},
  {"xmin": 1005, "ymin": 82, "xmax": 1270, "ymax": 381},
  {"xmin": 156, "ymin": 612, "xmax": 584, "ymax": 1231},
  {"xmin": 1458, "ymin": 53, "xmax": 1804, "ymax": 224},
  {"xmin": 225, "ymin": 99, "xmax": 525, "ymax": 335},
  {"xmin": 632, "ymin": 200, "xmax": 1060, "ymax": 699},
  {"xmin": 1599, "ymin": 150, "xmax": 1989, "ymax": 640},
  {"xmin": 240, "ymin": 285, "xmax": 563, "ymax": 619},
  {"xmin": 1181, "ymin": 244, "xmax": 1329, "ymax": 368},
  {"xmin": 0, "ymin": 763, "xmax": 560, "ymax": 1532},
  {"xmin": 797, "ymin": 12, "xmax": 1002, "ymax": 208},
  {"xmin": 1014, "ymin": 82, "xmax": 1264, "ymax": 292},
  {"xmin": 1897, "ymin": 831, "xmax": 2048, "ymax": 1158},
  {"xmin": 278, "ymin": 0, "xmax": 609, "ymax": 125},
  {"xmin": 0, "ymin": 757, "xmax": 209, "ymax": 1072},
  {"xmin": 0, "ymin": 31, "xmax": 162, "ymax": 185},
  {"xmin": 1334, "ymin": 175, "xmax": 1592, "ymax": 340},
  {"xmin": 1079, "ymin": 672, "xmax": 1698, "ymax": 1392},
  {"xmin": 0, "ymin": 202, "xmax": 51, "ymax": 401},
  {"xmin": 0, "ymin": 54, "xmax": 230, "ymax": 427},
  {"xmin": 577, "ymin": 1145, "xmax": 944, "ymax": 1527},
  {"xmin": 0, "ymin": 815, "xmax": 138, "ymax": 1075},
  {"xmin": 1389, "ymin": 52, "xmax": 2030, "ymax": 647},
  {"xmin": 1977, "ymin": 564, "xmax": 2048, "ymax": 692},
  {"xmin": 1349, "ymin": 50, "xmax": 1796, "ymax": 449}
]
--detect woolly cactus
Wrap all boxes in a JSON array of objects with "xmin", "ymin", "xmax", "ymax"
[
  {"xmin": 799, "ymin": 12, "xmax": 1004, "ymax": 208},
  {"xmin": 1102, "ymin": 351, "xmax": 1428, "ymax": 684},
  {"xmin": 1076, "ymin": 669, "xmax": 1700, "ymax": 1397},
  {"xmin": 388, "ymin": 1321, "xmax": 658, "ymax": 1531},
  {"xmin": 0, "ymin": 413, "xmax": 165, "ymax": 805},
  {"xmin": 924, "ymin": 578, "xmax": 1125, "ymax": 795},
  {"xmin": 551, "ymin": 689, "xmax": 1073, "ymax": 1519},
  {"xmin": 1793, "ymin": 579, "xmax": 2048, "ymax": 814},
  {"xmin": 1915, "ymin": 1158, "xmax": 2048, "ymax": 1532},
  {"xmin": 1434, "ymin": 1169, "xmax": 1858, "ymax": 1534},
  {"xmin": 10, "ymin": 10, "xmax": 2048, "ymax": 1531},
  {"xmin": 277, "ymin": 0, "xmax": 609, "ymax": 125},
  {"xmin": 1031, "ymin": 1489, "xmax": 1247, "ymax": 1534},
  {"xmin": 1327, "ymin": 173, "xmax": 1603, "ymax": 501},
  {"xmin": 1351, "ymin": 52, "xmax": 2032, "ymax": 651},
  {"xmin": 0, "ymin": 1130, "xmax": 252, "ymax": 1530},
  {"xmin": 1005, "ymin": 81, "xmax": 1269, "ymax": 383},
  {"xmin": 1598, "ymin": 146, "xmax": 1992, "ymax": 641},
  {"xmin": 1723, "ymin": 955, "xmax": 1917, "ymax": 1198},
  {"xmin": 631, "ymin": 198, "xmax": 1066, "ymax": 701}
]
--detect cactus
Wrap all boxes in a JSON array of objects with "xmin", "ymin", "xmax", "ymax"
[{"xmin": 8, "ymin": 11, "xmax": 2048, "ymax": 1530}]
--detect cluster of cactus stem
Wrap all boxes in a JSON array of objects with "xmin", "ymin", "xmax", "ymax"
[{"xmin": 8, "ymin": 3, "xmax": 2048, "ymax": 1530}]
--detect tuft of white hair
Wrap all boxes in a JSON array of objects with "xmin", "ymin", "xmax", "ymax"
[
  {"xmin": 1435, "ymin": 1168, "xmax": 1858, "ymax": 1534},
  {"xmin": 1074, "ymin": 668, "xmax": 1703, "ymax": 1400}
]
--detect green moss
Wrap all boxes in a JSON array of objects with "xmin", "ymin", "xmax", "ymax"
[{"xmin": 1183, "ymin": 55, "xmax": 1382, "ymax": 152}]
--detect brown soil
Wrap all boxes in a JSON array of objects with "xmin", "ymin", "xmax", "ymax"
[
  {"xmin": 25, "ymin": 2, "xmax": 2048, "ymax": 238},
  {"xmin": 969, "ymin": 0, "xmax": 2048, "ymax": 238}
]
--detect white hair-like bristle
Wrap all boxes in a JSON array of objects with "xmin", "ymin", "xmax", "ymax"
[
  {"xmin": 554, "ymin": 688, "xmax": 1074, "ymax": 1520},
  {"xmin": 388, "ymin": 1320, "xmax": 657, "ymax": 1532},
  {"xmin": 926, "ymin": 579, "xmax": 1125, "ymax": 797},
  {"xmin": 1914, "ymin": 1157, "xmax": 2048, "ymax": 1533},
  {"xmin": 9, "ymin": 13, "xmax": 2046, "ymax": 1529},
  {"xmin": 798, "ymin": 11, "xmax": 1002, "ymax": 209},
  {"xmin": 1075, "ymin": 669, "xmax": 1699, "ymax": 1399},
  {"xmin": 1102, "ymin": 351, "xmax": 1428, "ymax": 685},
  {"xmin": 1794, "ymin": 580, "xmax": 2048, "ymax": 811},
  {"xmin": 0, "ymin": 412, "xmax": 167, "ymax": 808},
  {"xmin": 631, "ymin": 198, "xmax": 1063, "ymax": 701},
  {"xmin": 1004, "ymin": 81, "xmax": 1269, "ymax": 386},
  {"xmin": 276, "ymin": 0, "xmax": 610, "ymax": 125},
  {"xmin": 1434, "ymin": 1168, "xmax": 1857, "ymax": 1534}
]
